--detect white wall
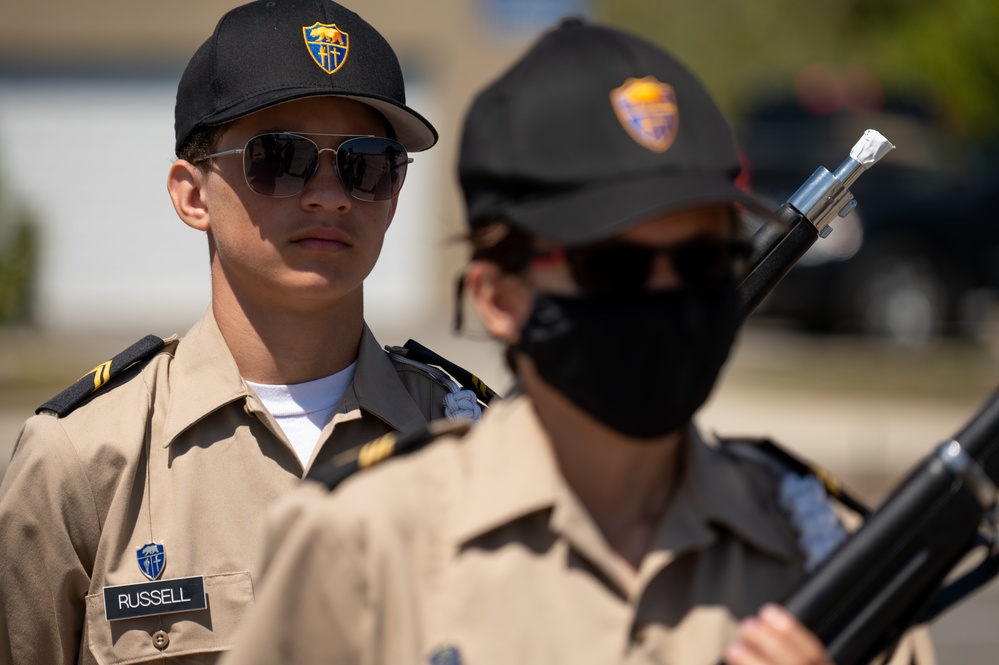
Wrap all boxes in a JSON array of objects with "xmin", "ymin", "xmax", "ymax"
[{"xmin": 0, "ymin": 74, "xmax": 441, "ymax": 337}]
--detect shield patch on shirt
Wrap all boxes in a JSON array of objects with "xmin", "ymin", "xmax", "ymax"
[{"xmin": 136, "ymin": 542, "xmax": 165, "ymax": 581}]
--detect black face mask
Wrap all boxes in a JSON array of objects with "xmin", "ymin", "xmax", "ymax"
[{"xmin": 515, "ymin": 287, "xmax": 741, "ymax": 439}]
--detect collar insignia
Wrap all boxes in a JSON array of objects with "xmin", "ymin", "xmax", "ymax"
[
  {"xmin": 136, "ymin": 542, "xmax": 166, "ymax": 581},
  {"xmin": 303, "ymin": 22, "xmax": 350, "ymax": 74},
  {"xmin": 610, "ymin": 76, "xmax": 679, "ymax": 153}
]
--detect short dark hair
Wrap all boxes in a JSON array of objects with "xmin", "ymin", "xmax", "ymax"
[
  {"xmin": 467, "ymin": 222, "xmax": 536, "ymax": 275},
  {"xmin": 177, "ymin": 123, "xmax": 230, "ymax": 167}
]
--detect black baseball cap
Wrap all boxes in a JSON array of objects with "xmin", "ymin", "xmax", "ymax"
[
  {"xmin": 175, "ymin": 0, "xmax": 437, "ymax": 155},
  {"xmin": 458, "ymin": 18, "xmax": 769, "ymax": 245}
]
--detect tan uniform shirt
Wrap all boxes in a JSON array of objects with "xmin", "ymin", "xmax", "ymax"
[
  {"xmin": 219, "ymin": 395, "xmax": 935, "ymax": 665},
  {"xmin": 0, "ymin": 310, "xmax": 453, "ymax": 665}
]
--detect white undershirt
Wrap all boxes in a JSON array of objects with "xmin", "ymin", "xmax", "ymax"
[{"xmin": 246, "ymin": 362, "xmax": 356, "ymax": 468}]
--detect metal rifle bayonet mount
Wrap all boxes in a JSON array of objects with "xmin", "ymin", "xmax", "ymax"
[
  {"xmin": 738, "ymin": 129, "xmax": 895, "ymax": 320},
  {"xmin": 791, "ymin": 129, "xmax": 896, "ymax": 239}
]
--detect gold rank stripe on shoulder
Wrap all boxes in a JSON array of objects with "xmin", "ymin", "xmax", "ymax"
[
  {"xmin": 813, "ymin": 467, "xmax": 843, "ymax": 501},
  {"xmin": 357, "ymin": 433, "xmax": 397, "ymax": 469},
  {"xmin": 313, "ymin": 419, "xmax": 472, "ymax": 491},
  {"xmin": 91, "ymin": 360, "xmax": 113, "ymax": 391},
  {"xmin": 36, "ymin": 335, "xmax": 166, "ymax": 417}
]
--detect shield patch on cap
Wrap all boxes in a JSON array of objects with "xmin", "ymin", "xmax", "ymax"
[
  {"xmin": 136, "ymin": 542, "xmax": 165, "ymax": 581},
  {"xmin": 303, "ymin": 22, "xmax": 350, "ymax": 74},
  {"xmin": 610, "ymin": 76, "xmax": 679, "ymax": 153}
]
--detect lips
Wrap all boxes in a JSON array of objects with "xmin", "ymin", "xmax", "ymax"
[{"xmin": 289, "ymin": 227, "xmax": 352, "ymax": 251}]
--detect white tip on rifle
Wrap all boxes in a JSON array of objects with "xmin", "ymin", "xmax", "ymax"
[{"xmin": 850, "ymin": 129, "xmax": 895, "ymax": 168}]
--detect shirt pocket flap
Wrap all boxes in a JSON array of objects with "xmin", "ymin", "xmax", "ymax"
[{"xmin": 85, "ymin": 571, "xmax": 254, "ymax": 665}]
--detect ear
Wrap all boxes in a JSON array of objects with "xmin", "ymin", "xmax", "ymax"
[
  {"xmin": 464, "ymin": 261, "xmax": 534, "ymax": 344},
  {"xmin": 167, "ymin": 160, "xmax": 211, "ymax": 232}
]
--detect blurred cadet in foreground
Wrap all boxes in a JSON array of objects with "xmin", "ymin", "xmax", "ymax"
[
  {"xmin": 0, "ymin": 0, "xmax": 482, "ymax": 663},
  {"xmin": 219, "ymin": 18, "xmax": 934, "ymax": 665}
]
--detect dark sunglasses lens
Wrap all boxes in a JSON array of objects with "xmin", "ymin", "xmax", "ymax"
[
  {"xmin": 243, "ymin": 134, "xmax": 318, "ymax": 197},
  {"xmin": 568, "ymin": 245, "xmax": 652, "ymax": 294},
  {"xmin": 672, "ymin": 239, "xmax": 751, "ymax": 287},
  {"xmin": 336, "ymin": 137, "xmax": 409, "ymax": 201},
  {"xmin": 569, "ymin": 238, "xmax": 750, "ymax": 294}
]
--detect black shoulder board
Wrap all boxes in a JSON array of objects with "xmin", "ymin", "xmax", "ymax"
[
  {"xmin": 311, "ymin": 418, "xmax": 471, "ymax": 491},
  {"xmin": 36, "ymin": 335, "xmax": 166, "ymax": 417},
  {"xmin": 718, "ymin": 435, "xmax": 871, "ymax": 518},
  {"xmin": 392, "ymin": 339, "xmax": 499, "ymax": 405}
]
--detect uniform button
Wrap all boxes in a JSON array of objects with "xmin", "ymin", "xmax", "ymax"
[
  {"xmin": 152, "ymin": 630, "xmax": 170, "ymax": 650},
  {"xmin": 243, "ymin": 403, "xmax": 254, "ymax": 417}
]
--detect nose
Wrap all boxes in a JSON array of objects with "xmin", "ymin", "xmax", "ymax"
[
  {"xmin": 299, "ymin": 148, "xmax": 351, "ymax": 213},
  {"xmin": 646, "ymin": 252, "xmax": 683, "ymax": 291}
]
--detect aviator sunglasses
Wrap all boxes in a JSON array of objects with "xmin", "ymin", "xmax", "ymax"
[
  {"xmin": 198, "ymin": 132, "xmax": 411, "ymax": 201},
  {"xmin": 530, "ymin": 235, "xmax": 753, "ymax": 295}
]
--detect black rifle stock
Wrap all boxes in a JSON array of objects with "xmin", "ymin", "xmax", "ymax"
[{"xmin": 780, "ymin": 388, "xmax": 999, "ymax": 665}]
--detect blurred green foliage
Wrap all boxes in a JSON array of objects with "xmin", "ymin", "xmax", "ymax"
[
  {"xmin": 598, "ymin": 0, "xmax": 999, "ymax": 141},
  {"xmin": 0, "ymin": 184, "xmax": 39, "ymax": 325}
]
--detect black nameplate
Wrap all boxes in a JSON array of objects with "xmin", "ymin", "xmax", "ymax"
[{"xmin": 103, "ymin": 576, "xmax": 207, "ymax": 621}]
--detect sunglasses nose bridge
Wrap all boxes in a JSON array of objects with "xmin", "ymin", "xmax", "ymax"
[
  {"xmin": 645, "ymin": 249, "xmax": 683, "ymax": 290},
  {"xmin": 306, "ymin": 145, "xmax": 345, "ymax": 187},
  {"xmin": 314, "ymin": 146, "xmax": 340, "ymax": 167}
]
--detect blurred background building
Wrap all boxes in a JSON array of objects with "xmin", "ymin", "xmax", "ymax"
[
  {"xmin": 2, "ymin": 1, "xmax": 999, "ymax": 659},
  {"xmin": 2, "ymin": 0, "xmax": 998, "ymax": 347}
]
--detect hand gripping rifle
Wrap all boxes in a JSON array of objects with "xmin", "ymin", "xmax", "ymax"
[{"xmin": 738, "ymin": 130, "xmax": 999, "ymax": 664}]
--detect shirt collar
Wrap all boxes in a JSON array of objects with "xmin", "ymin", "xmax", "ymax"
[
  {"xmin": 650, "ymin": 426, "xmax": 796, "ymax": 562},
  {"xmin": 450, "ymin": 396, "xmax": 563, "ymax": 544},
  {"xmin": 450, "ymin": 397, "xmax": 795, "ymax": 562},
  {"xmin": 162, "ymin": 311, "xmax": 428, "ymax": 446},
  {"xmin": 162, "ymin": 309, "xmax": 248, "ymax": 446},
  {"xmin": 344, "ymin": 324, "xmax": 430, "ymax": 433}
]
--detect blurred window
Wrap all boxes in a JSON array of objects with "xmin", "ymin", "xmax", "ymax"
[{"xmin": 479, "ymin": 0, "xmax": 595, "ymax": 35}]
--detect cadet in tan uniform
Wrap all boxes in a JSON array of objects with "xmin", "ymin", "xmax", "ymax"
[
  {"xmin": 220, "ymin": 18, "xmax": 935, "ymax": 665},
  {"xmin": 0, "ymin": 1, "xmax": 487, "ymax": 664}
]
